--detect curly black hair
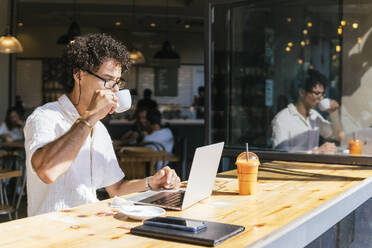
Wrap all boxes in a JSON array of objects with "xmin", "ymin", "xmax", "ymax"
[
  {"xmin": 60, "ymin": 33, "xmax": 131, "ymax": 93},
  {"xmin": 303, "ymin": 69, "xmax": 328, "ymax": 92}
]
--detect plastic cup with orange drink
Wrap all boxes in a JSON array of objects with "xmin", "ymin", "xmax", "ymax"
[
  {"xmin": 235, "ymin": 151, "xmax": 260, "ymax": 195},
  {"xmin": 349, "ymin": 139, "xmax": 363, "ymax": 155},
  {"xmin": 349, "ymin": 132, "xmax": 363, "ymax": 155}
]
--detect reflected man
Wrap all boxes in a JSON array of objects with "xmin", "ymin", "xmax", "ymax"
[{"xmin": 272, "ymin": 69, "xmax": 343, "ymax": 153}]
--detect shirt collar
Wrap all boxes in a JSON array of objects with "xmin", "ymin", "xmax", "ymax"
[
  {"xmin": 58, "ymin": 94, "xmax": 81, "ymax": 122},
  {"xmin": 287, "ymin": 103, "xmax": 316, "ymax": 117}
]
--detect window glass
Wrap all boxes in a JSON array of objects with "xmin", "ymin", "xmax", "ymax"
[{"xmin": 211, "ymin": 1, "xmax": 372, "ymax": 156}]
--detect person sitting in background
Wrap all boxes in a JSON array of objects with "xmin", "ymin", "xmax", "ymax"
[
  {"xmin": 143, "ymin": 109, "xmax": 174, "ymax": 170},
  {"xmin": 137, "ymin": 88, "xmax": 158, "ymax": 111},
  {"xmin": 120, "ymin": 107, "xmax": 152, "ymax": 145},
  {"xmin": 0, "ymin": 107, "xmax": 24, "ymax": 142},
  {"xmin": 191, "ymin": 86, "xmax": 205, "ymax": 119},
  {"xmin": 272, "ymin": 69, "xmax": 343, "ymax": 154}
]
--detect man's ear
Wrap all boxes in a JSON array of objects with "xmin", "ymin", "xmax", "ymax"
[{"xmin": 73, "ymin": 70, "xmax": 81, "ymax": 82}]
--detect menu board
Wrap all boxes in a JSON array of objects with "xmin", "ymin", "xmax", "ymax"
[{"xmin": 154, "ymin": 66, "xmax": 178, "ymax": 96}]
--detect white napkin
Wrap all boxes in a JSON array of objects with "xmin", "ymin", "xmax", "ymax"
[{"xmin": 109, "ymin": 196, "xmax": 134, "ymax": 209}]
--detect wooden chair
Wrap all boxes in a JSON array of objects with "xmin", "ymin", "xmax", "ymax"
[
  {"xmin": 0, "ymin": 154, "xmax": 26, "ymax": 220},
  {"xmin": 118, "ymin": 143, "xmax": 179, "ymax": 179}
]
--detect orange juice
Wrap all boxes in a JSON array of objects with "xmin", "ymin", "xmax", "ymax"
[
  {"xmin": 235, "ymin": 152, "xmax": 260, "ymax": 195},
  {"xmin": 349, "ymin": 139, "xmax": 363, "ymax": 155}
]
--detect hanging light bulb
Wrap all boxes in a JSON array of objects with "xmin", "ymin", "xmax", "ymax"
[
  {"xmin": 300, "ymin": 41, "xmax": 305, "ymax": 47},
  {"xmin": 288, "ymin": 42, "xmax": 293, "ymax": 47},
  {"xmin": 336, "ymin": 45, "xmax": 341, "ymax": 52},
  {"xmin": 285, "ymin": 47, "xmax": 291, "ymax": 52},
  {"xmin": 303, "ymin": 29, "xmax": 308, "ymax": 35},
  {"xmin": 286, "ymin": 17, "xmax": 292, "ymax": 23},
  {"xmin": 307, "ymin": 22, "xmax": 312, "ymax": 28},
  {"xmin": 352, "ymin": 22, "xmax": 359, "ymax": 29},
  {"xmin": 340, "ymin": 20, "xmax": 346, "ymax": 26},
  {"xmin": 337, "ymin": 26, "xmax": 343, "ymax": 35}
]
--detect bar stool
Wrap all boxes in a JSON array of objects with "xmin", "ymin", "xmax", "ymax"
[{"xmin": 0, "ymin": 154, "xmax": 26, "ymax": 220}]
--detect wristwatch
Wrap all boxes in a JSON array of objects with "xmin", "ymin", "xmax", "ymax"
[{"xmin": 145, "ymin": 177, "xmax": 153, "ymax": 191}]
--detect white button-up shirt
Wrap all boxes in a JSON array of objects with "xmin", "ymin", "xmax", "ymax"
[
  {"xmin": 24, "ymin": 95, "xmax": 124, "ymax": 216},
  {"xmin": 272, "ymin": 103, "xmax": 333, "ymax": 152}
]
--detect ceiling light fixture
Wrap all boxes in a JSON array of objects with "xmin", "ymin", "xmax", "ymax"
[
  {"xmin": 57, "ymin": 0, "xmax": 81, "ymax": 45},
  {"xmin": 0, "ymin": 0, "xmax": 23, "ymax": 54},
  {"xmin": 0, "ymin": 27, "xmax": 23, "ymax": 54},
  {"xmin": 154, "ymin": 0, "xmax": 180, "ymax": 60},
  {"xmin": 129, "ymin": 0, "xmax": 145, "ymax": 64}
]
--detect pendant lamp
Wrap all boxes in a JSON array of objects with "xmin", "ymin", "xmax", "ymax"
[
  {"xmin": 0, "ymin": 33, "xmax": 23, "ymax": 54},
  {"xmin": 0, "ymin": 0, "xmax": 23, "ymax": 54},
  {"xmin": 129, "ymin": 0, "xmax": 145, "ymax": 64},
  {"xmin": 57, "ymin": 0, "xmax": 81, "ymax": 44},
  {"xmin": 153, "ymin": 0, "xmax": 180, "ymax": 59}
]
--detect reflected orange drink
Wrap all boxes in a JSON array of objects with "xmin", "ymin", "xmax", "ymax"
[
  {"xmin": 349, "ymin": 139, "xmax": 363, "ymax": 155},
  {"xmin": 235, "ymin": 152, "xmax": 260, "ymax": 195}
]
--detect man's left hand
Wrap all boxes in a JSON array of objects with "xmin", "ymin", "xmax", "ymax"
[{"xmin": 149, "ymin": 166, "xmax": 181, "ymax": 190}]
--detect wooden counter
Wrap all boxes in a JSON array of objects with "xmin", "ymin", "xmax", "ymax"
[{"xmin": 1, "ymin": 161, "xmax": 372, "ymax": 247}]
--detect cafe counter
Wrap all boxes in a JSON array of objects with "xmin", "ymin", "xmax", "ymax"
[{"xmin": 0, "ymin": 161, "xmax": 372, "ymax": 247}]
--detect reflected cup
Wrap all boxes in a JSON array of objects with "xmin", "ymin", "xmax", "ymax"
[
  {"xmin": 349, "ymin": 139, "xmax": 363, "ymax": 155},
  {"xmin": 318, "ymin": 98, "xmax": 331, "ymax": 111},
  {"xmin": 115, "ymin": 89, "xmax": 132, "ymax": 113}
]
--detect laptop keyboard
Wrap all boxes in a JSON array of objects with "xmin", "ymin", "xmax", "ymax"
[{"xmin": 140, "ymin": 191, "xmax": 185, "ymax": 208}]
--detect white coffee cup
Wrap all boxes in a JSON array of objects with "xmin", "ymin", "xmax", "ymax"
[
  {"xmin": 115, "ymin": 89, "xmax": 132, "ymax": 113},
  {"xmin": 318, "ymin": 98, "xmax": 331, "ymax": 111}
]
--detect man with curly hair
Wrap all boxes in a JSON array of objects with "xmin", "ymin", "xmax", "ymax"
[{"xmin": 24, "ymin": 33, "xmax": 180, "ymax": 216}]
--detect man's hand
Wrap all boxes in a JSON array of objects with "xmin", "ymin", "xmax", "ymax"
[
  {"xmin": 326, "ymin": 99, "xmax": 339, "ymax": 113},
  {"xmin": 83, "ymin": 89, "xmax": 118, "ymax": 124},
  {"xmin": 314, "ymin": 142, "xmax": 337, "ymax": 154},
  {"xmin": 149, "ymin": 166, "xmax": 181, "ymax": 190}
]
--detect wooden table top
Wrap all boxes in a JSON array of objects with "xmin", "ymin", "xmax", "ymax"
[{"xmin": 1, "ymin": 161, "xmax": 372, "ymax": 248}]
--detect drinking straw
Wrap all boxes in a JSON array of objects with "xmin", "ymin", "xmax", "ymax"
[
  {"xmin": 352, "ymin": 132, "xmax": 356, "ymax": 141},
  {"xmin": 245, "ymin": 143, "xmax": 249, "ymax": 160}
]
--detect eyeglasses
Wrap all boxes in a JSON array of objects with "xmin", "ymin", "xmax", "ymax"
[
  {"xmin": 86, "ymin": 70, "xmax": 126, "ymax": 90},
  {"xmin": 310, "ymin": 90, "xmax": 325, "ymax": 97}
]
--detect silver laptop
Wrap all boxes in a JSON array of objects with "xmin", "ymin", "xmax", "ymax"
[{"xmin": 128, "ymin": 142, "xmax": 224, "ymax": 210}]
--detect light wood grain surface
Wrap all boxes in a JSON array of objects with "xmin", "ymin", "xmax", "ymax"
[{"xmin": 0, "ymin": 161, "xmax": 372, "ymax": 248}]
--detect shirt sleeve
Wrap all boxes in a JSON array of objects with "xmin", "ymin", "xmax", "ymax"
[
  {"xmin": 272, "ymin": 116, "xmax": 290, "ymax": 151},
  {"xmin": 24, "ymin": 110, "xmax": 61, "ymax": 174}
]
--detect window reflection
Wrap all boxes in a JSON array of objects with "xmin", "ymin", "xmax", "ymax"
[
  {"xmin": 210, "ymin": 0, "xmax": 372, "ymax": 156},
  {"xmin": 271, "ymin": 69, "xmax": 343, "ymax": 153}
]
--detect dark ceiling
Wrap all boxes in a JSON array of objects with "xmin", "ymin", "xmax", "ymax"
[{"xmin": 17, "ymin": 0, "xmax": 204, "ymax": 33}]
